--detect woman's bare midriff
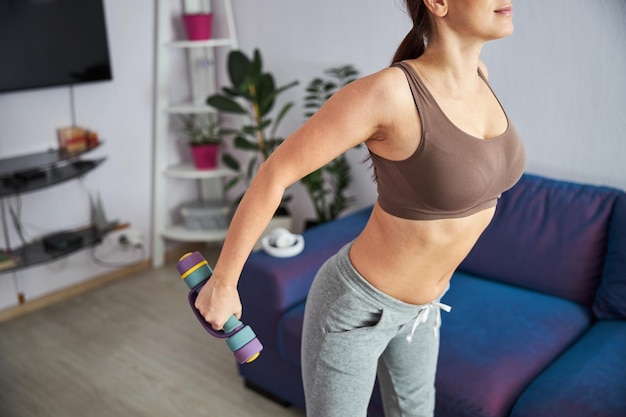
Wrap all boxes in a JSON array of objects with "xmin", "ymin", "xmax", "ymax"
[{"xmin": 349, "ymin": 202, "xmax": 496, "ymax": 305}]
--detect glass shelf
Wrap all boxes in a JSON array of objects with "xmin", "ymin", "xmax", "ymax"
[
  {"xmin": 0, "ymin": 144, "xmax": 105, "ymax": 197},
  {"xmin": 0, "ymin": 143, "xmax": 103, "ymax": 178},
  {"xmin": 0, "ymin": 158, "xmax": 106, "ymax": 197},
  {"xmin": 2, "ymin": 222, "xmax": 119, "ymax": 274}
]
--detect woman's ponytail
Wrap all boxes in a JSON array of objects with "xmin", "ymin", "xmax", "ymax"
[{"xmin": 391, "ymin": 0, "xmax": 430, "ymax": 64}]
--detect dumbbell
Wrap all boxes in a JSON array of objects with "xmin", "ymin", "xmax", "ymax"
[{"xmin": 176, "ymin": 251, "xmax": 262, "ymax": 364}]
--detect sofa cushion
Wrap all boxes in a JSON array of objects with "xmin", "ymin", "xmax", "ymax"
[
  {"xmin": 460, "ymin": 174, "xmax": 620, "ymax": 306},
  {"xmin": 510, "ymin": 320, "xmax": 626, "ymax": 417},
  {"xmin": 435, "ymin": 272, "xmax": 593, "ymax": 417},
  {"xmin": 594, "ymin": 193, "xmax": 626, "ymax": 319}
]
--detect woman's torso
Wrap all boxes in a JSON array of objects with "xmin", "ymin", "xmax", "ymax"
[
  {"xmin": 350, "ymin": 202, "xmax": 495, "ymax": 304},
  {"xmin": 350, "ymin": 60, "xmax": 525, "ymax": 304}
]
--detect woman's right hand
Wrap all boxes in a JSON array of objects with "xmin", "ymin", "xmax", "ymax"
[{"xmin": 194, "ymin": 273, "xmax": 242, "ymax": 331}]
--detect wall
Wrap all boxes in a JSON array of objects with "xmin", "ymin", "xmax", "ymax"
[
  {"xmin": 0, "ymin": 0, "xmax": 624, "ymax": 311},
  {"xmin": 0, "ymin": 0, "xmax": 155, "ymax": 311}
]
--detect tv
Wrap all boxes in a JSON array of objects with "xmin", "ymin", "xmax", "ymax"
[{"xmin": 0, "ymin": 0, "xmax": 113, "ymax": 93}]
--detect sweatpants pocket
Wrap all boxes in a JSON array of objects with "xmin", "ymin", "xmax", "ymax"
[{"xmin": 322, "ymin": 290, "xmax": 386, "ymax": 335}]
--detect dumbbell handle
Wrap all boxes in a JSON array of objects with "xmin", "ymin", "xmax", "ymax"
[{"xmin": 187, "ymin": 280, "xmax": 243, "ymax": 339}]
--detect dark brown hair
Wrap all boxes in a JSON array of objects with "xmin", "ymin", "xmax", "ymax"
[{"xmin": 392, "ymin": 0, "xmax": 431, "ymax": 64}]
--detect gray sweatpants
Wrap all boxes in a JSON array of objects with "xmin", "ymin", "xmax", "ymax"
[{"xmin": 301, "ymin": 243, "xmax": 450, "ymax": 417}]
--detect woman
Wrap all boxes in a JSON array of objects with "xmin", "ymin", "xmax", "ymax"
[{"xmin": 195, "ymin": 0, "xmax": 525, "ymax": 416}]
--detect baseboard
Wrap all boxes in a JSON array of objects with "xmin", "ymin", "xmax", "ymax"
[{"xmin": 0, "ymin": 243, "xmax": 208, "ymax": 324}]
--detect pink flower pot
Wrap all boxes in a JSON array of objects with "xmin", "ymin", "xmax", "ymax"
[
  {"xmin": 191, "ymin": 144, "xmax": 219, "ymax": 170},
  {"xmin": 183, "ymin": 13, "xmax": 213, "ymax": 41}
]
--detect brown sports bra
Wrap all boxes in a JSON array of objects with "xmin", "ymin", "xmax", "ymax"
[{"xmin": 369, "ymin": 62, "xmax": 526, "ymax": 220}]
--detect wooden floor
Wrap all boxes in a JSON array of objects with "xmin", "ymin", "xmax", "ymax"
[{"xmin": 0, "ymin": 253, "xmax": 306, "ymax": 417}]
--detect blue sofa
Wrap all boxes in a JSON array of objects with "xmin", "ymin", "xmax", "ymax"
[{"xmin": 237, "ymin": 173, "xmax": 626, "ymax": 417}]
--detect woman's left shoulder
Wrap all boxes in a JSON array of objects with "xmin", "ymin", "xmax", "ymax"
[{"xmin": 339, "ymin": 66, "xmax": 413, "ymax": 109}]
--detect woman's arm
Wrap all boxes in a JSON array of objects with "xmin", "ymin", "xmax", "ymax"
[{"xmin": 194, "ymin": 69, "xmax": 397, "ymax": 330}]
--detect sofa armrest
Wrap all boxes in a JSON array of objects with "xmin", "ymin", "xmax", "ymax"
[{"xmin": 238, "ymin": 206, "xmax": 372, "ymax": 350}]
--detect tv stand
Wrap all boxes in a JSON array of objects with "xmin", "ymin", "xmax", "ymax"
[{"xmin": 0, "ymin": 144, "xmax": 118, "ymax": 273}]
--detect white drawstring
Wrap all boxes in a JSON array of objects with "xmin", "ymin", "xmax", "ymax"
[{"xmin": 406, "ymin": 301, "xmax": 452, "ymax": 342}]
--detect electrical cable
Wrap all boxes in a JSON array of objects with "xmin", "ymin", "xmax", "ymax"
[{"xmin": 8, "ymin": 198, "xmax": 28, "ymax": 246}]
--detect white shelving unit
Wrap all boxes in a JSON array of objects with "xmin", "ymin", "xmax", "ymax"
[{"xmin": 152, "ymin": 0, "xmax": 238, "ymax": 268}]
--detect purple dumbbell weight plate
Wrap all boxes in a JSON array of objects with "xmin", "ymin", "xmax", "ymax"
[
  {"xmin": 234, "ymin": 337, "xmax": 264, "ymax": 364},
  {"xmin": 176, "ymin": 251, "xmax": 205, "ymax": 277}
]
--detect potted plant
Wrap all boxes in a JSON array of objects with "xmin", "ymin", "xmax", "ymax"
[
  {"xmin": 206, "ymin": 48, "xmax": 298, "ymax": 204},
  {"xmin": 301, "ymin": 65, "xmax": 361, "ymax": 228},
  {"xmin": 180, "ymin": 114, "xmax": 222, "ymax": 170}
]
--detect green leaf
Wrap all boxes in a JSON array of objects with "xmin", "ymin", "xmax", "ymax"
[
  {"xmin": 258, "ymin": 118, "xmax": 272, "ymax": 130},
  {"xmin": 222, "ymin": 86, "xmax": 242, "ymax": 97},
  {"xmin": 259, "ymin": 78, "xmax": 298, "ymax": 117},
  {"xmin": 219, "ymin": 127, "xmax": 238, "ymax": 136},
  {"xmin": 275, "ymin": 80, "xmax": 299, "ymax": 95},
  {"xmin": 250, "ymin": 49, "xmax": 262, "ymax": 78},
  {"xmin": 242, "ymin": 125, "xmax": 259, "ymax": 135},
  {"xmin": 222, "ymin": 153, "xmax": 240, "ymax": 171},
  {"xmin": 206, "ymin": 95, "xmax": 246, "ymax": 114},
  {"xmin": 225, "ymin": 176, "xmax": 240, "ymax": 192},
  {"xmin": 228, "ymin": 50, "xmax": 252, "ymax": 88},
  {"xmin": 234, "ymin": 136, "xmax": 259, "ymax": 151},
  {"xmin": 305, "ymin": 78, "xmax": 324, "ymax": 91},
  {"xmin": 224, "ymin": 177, "xmax": 239, "ymax": 192},
  {"xmin": 323, "ymin": 82, "xmax": 337, "ymax": 92},
  {"xmin": 246, "ymin": 157, "xmax": 258, "ymax": 181},
  {"xmin": 270, "ymin": 102, "xmax": 294, "ymax": 138},
  {"xmin": 257, "ymin": 73, "xmax": 277, "ymax": 116},
  {"xmin": 303, "ymin": 169, "xmax": 323, "ymax": 187}
]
